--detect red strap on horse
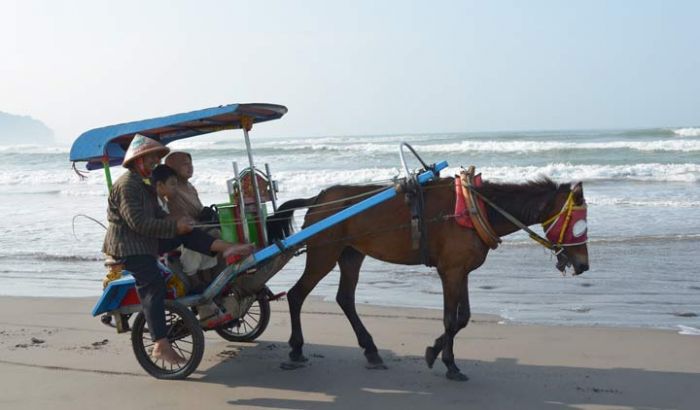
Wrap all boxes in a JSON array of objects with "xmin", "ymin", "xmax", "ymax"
[
  {"xmin": 453, "ymin": 169, "xmax": 501, "ymax": 249},
  {"xmin": 454, "ymin": 178, "xmax": 474, "ymax": 228}
]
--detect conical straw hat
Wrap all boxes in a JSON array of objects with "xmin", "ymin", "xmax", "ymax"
[{"xmin": 122, "ymin": 134, "xmax": 170, "ymax": 167}]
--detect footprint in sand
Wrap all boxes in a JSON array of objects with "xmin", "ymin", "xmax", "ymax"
[
  {"xmin": 81, "ymin": 339, "xmax": 109, "ymax": 350},
  {"xmin": 14, "ymin": 337, "xmax": 45, "ymax": 349},
  {"xmin": 217, "ymin": 349, "xmax": 240, "ymax": 360}
]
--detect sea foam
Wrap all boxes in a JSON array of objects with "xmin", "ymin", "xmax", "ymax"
[
  {"xmin": 673, "ymin": 127, "xmax": 700, "ymax": 138},
  {"xmin": 677, "ymin": 325, "xmax": 700, "ymax": 335},
  {"xmin": 2, "ymin": 163, "xmax": 698, "ymax": 195}
]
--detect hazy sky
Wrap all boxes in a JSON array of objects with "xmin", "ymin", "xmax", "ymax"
[{"xmin": 1, "ymin": 0, "xmax": 699, "ymax": 143}]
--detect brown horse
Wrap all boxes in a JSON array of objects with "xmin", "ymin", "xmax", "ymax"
[{"xmin": 267, "ymin": 175, "xmax": 589, "ymax": 381}]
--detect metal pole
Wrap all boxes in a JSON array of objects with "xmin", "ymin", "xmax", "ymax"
[
  {"xmin": 242, "ymin": 125, "xmax": 267, "ymax": 245},
  {"xmin": 242, "ymin": 127, "xmax": 264, "ymax": 213},
  {"xmin": 264, "ymin": 163, "xmax": 277, "ymax": 212},
  {"xmin": 233, "ymin": 161, "xmax": 249, "ymax": 242}
]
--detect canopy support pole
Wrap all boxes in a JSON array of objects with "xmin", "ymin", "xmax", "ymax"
[
  {"xmin": 241, "ymin": 116, "xmax": 267, "ymax": 246},
  {"xmin": 102, "ymin": 157, "xmax": 113, "ymax": 191}
]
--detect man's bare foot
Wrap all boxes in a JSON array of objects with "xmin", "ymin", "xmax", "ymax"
[{"xmin": 151, "ymin": 339, "xmax": 186, "ymax": 365}]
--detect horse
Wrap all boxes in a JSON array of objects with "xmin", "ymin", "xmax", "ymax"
[{"xmin": 266, "ymin": 174, "xmax": 589, "ymax": 381}]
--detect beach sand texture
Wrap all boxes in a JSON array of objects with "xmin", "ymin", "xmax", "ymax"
[{"xmin": 0, "ymin": 296, "xmax": 698, "ymax": 410}]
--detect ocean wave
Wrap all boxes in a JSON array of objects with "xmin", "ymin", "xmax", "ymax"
[
  {"xmin": 0, "ymin": 144, "xmax": 70, "ymax": 155},
  {"xmin": 464, "ymin": 163, "xmax": 700, "ymax": 183},
  {"xmin": 504, "ymin": 233, "xmax": 700, "ymax": 246},
  {"xmin": 586, "ymin": 197, "xmax": 700, "ymax": 208},
  {"xmin": 0, "ymin": 189, "xmax": 62, "ymax": 195},
  {"xmin": 59, "ymin": 189, "xmax": 108, "ymax": 197},
  {"xmin": 0, "ymin": 251, "xmax": 103, "ymax": 262},
  {"xmin": 233, "ymin": 163, "xmax": 700, "ymax": 192},
  {"xmin": 677, "ymin": 325, "xmax": 700, "ymax": 336},
  {"xmin": 416, "ymin": 140, "xmax": 700, "ymax": 153},
  {"xmin": 673, "ymin": 127, "xmax": 700, "ymax": 138},
  {"xmin": 122, "ymin": 138, "xmax": 700, "ymax": 154},
  {"xmin": 1, "ymin": 163, "xmax": 697, "ymax": 194},
  {"xmin": 0, "ymin": 166, "xmax": 122, "ymax": 187}
]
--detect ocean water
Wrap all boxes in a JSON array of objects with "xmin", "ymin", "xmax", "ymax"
[{"xmin": 1, "ymin": 127, "xmax": 699, "ymax": 332}]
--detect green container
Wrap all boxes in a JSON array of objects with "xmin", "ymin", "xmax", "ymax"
[
  {"xmin": 216, "ymin": 203, "xmax": 238, "ymax": 243},
  {"xmin": 216, "ymin": 202, "xmax": 267, "ymax": 247}
]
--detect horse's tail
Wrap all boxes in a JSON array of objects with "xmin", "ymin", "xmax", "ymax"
[{"xmin": 266, "ymin": 196, "xmax": 318, "ymax": 243}]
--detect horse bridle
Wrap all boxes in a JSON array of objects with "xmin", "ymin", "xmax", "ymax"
[{"xmin": 541, "ymin": 188, "xmax": 588, "ymax": 247}]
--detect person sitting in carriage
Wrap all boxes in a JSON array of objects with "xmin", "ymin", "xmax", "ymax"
[
  {"xmin": 102, "ymin": 134, "xmax": 253, "ymax": 365},
  {"xmin": 164, "ymin": 151, "xmax": 217, "ymax": 229},
  {"xmin": 163, "ymin": 151, "xmax": 224, "ymax": 287},
  {"xmin": 151, "ymin": 163, "xmax": 220, "ymax": 292}
]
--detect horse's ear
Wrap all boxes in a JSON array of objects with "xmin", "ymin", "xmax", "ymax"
[{"xmin": 572, "ymin": 181, "xmax": 584, "ymax": 205}]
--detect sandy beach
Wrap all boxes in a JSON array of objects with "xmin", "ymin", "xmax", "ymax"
[{"xmin": 0, "ymin": 295, "xmax": 698, "ymax": 410}]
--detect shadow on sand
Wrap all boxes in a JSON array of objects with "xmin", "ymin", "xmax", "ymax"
[{"xmin": 190, "ymin": 340, "xmax": 697, "ymax": 410}]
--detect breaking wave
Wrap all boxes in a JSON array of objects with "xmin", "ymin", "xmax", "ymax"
[
  {"xmin": 189, "ymin": 139, "xmax": 700, "ymax": 154},
  {"xmin": 0, "ymin": 144, "xmax": 70, "ymax": 155},
  {"xmin": 673, "ymin": 127, "xmax": 700, "ymax": 137},
  {"xmin": 1, "ymin": 163, "xmax": 697, "ymax": 197},
  {"xmin": 0, "ymin": 251, "xmax": 103, "ymax": 262}
]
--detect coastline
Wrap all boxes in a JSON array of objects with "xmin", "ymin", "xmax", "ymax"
[{"xmin": 1, "ymin": 295, "xmax": 698, "ymax": 409}]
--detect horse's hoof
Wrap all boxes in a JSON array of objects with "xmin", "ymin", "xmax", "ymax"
[
  {"xmin": 365, "ymin": 362, "xmax": 388, "ymax": 370},
  {"xmin": 280, "ymin": 361, "xmax": 306, "ymax": 370},
  {"xmin": 364, "ymin": 351, "xmax": 387, "ymax": 370},
  {"xmin": 425, "ymin": 346, "xmax": 438, "ymax": 369},
  {"xmin": 446, "ymin": 370, "xmax": 469, "ymax": 381},
  {"xmin": 289, "ymin": 352, "xmax": 308, "ymax": 363}
]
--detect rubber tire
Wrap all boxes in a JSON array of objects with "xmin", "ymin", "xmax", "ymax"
[
  {"xmin": 215, "ymin": 296, "xmax": 271, "ymax": 342},
  {"xmin": 131, "ymin": 300, "xmax": 204, "ymax": 380}
]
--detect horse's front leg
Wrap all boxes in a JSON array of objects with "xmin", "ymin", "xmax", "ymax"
[
  {"xmin": 284, "ymin": 250, "xmax": 338, "ymax": 369},
  {"xmin": 336, "ymin": 247, "xmax": 386, "ymax": 369},
  {"xmin": 425, "ymin": 269, "xmax": 470, "ymax": 381}
]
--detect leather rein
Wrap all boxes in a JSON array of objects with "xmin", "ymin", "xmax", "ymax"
[{"xmin": 461, "ymin": 168, "xmax": 588, "ymax": 254}]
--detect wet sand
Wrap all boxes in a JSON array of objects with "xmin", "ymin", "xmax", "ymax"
[{"xmin": 0, "ymin": 295, "xmax": 698, "ymax": 409}]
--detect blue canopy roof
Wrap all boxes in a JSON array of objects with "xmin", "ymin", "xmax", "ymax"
[{"xmin": 70, "ymin": 103, "xmax": 287, "ymax": 170}]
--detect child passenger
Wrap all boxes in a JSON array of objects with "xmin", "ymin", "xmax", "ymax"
[{"xmin": 152, "ymin": 164, "xmax": 219, "ymax": 291}]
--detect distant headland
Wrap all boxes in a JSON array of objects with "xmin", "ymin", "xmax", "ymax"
[{"xmin": 0, "ymin": 111, "xmax": 54, "ymax": 144}]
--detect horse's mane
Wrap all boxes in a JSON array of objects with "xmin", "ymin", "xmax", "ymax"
[{"xmin": 475, "ymin": 177, "xmax": 566, "ymax": 226}]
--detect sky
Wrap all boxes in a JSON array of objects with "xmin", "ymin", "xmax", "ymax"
[{"xmin": 1, "ymin": 0, "xmax": 699, "ymax": 143}]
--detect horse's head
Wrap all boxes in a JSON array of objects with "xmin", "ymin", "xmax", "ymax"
[{"xmin": 543, "ymin": 182, "xmax": 589, "ymax": 275}]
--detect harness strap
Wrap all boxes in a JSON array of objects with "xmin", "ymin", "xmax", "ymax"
[
  {"xmin": 466, "ymin": 184, "xmax": 559, "ymax": 252},
  {"xmin": 460, "ymin": 167, "xmax": 501, "ymax": 249},
  {"xmin": 400, "ymin": 177, "xmax": 433, "ymax": 267}
]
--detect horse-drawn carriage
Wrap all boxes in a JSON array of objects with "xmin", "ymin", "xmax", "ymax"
[
  {"xmin": 69, "ymin": 103, "xmax": 448, "ymax": 379},
  {"xmin": 70, "ymin": 103, "xmax": 588, "ymax": 381}
]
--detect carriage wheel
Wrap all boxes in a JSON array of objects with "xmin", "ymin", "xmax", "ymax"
[
  {"xmin": 215, "ymin": 296, "xmax": 271, "ymax": 342},
  {"xmin": 131, "ymin": 300, "xmax": 204, "ymax": 379}
]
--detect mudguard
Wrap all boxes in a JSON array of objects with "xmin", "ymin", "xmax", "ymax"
[{"xmin": 91, "ymin": 273, "xmax": 136, "ymax": 316}]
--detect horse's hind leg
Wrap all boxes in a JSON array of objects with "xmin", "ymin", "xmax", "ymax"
[
  {"xmin": 336, "ymin": 247, "xmax": 386, "ymax": 369},
  {"xmin": 285, "ymin": 247, "xmax": 339, "ymax": 367}
]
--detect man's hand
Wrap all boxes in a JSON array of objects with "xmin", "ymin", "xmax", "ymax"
[
  {"xmin": 233, "ymin": 243, "xmax": 255, "ymax": 256},
  {"xmin": 176, "ymin": 217, "xmax": 194, "ymax": 235},
  {"xmin": 222, "ymin": 243, "xmax": 254, "ymax": 261}
]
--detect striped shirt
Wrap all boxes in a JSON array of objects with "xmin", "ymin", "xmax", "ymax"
[{"xmin": 102, "ymin": 170, "xmax": 178, "ymax": 257}]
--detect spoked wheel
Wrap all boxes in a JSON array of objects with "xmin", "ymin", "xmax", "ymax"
[
  {"xmin": 131, "ymin": 300, "xmax": 204, "ymax": 379},
  {"xmin": 215, "ymin": 295, "xmax": 271, "ymax": 342}
]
